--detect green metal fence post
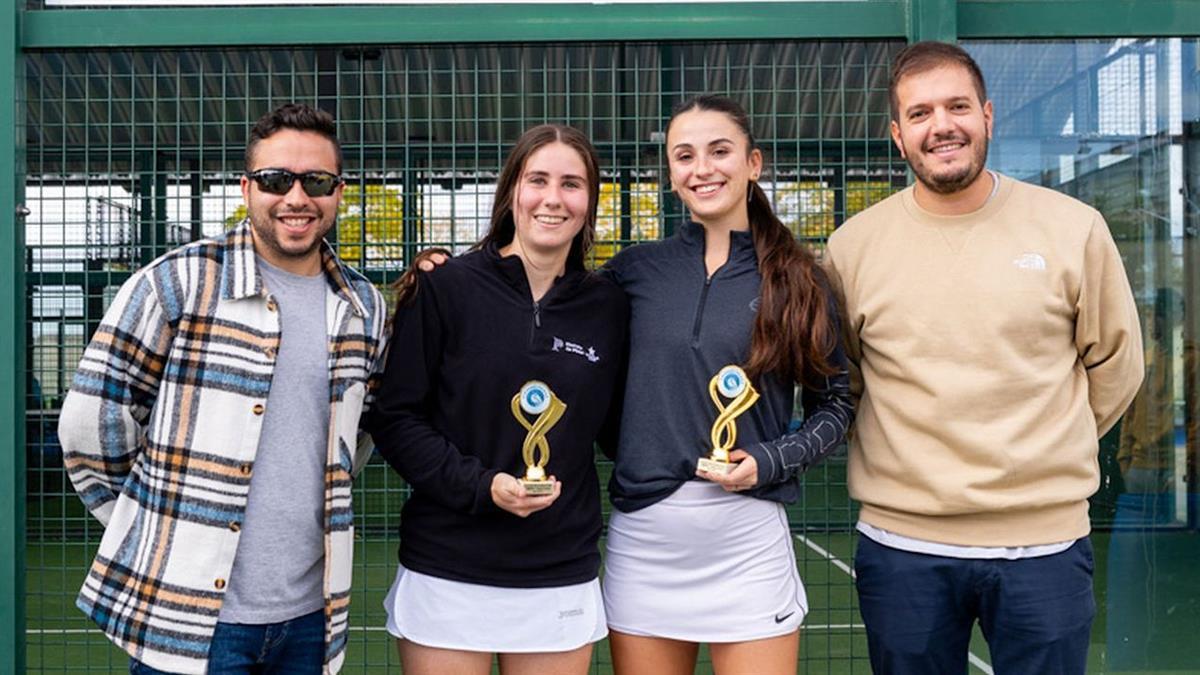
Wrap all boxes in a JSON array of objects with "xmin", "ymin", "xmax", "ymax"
[
  {"xmin": 907, "ymin": 0, "xmax": 957, "ymax": 43},
  {"xmin": 402, "ymin": 163, "xmax": 419, "ymax": 269},
  {"xmin": 658, "ymin": 43, "xmax": 680, "ymax": 238},
  {"xmin": 155, "ymin": 164, "xmax": 169, "ymax": 256},
  {"xmin": 1, "ymin": 0, "xmax": 27, "ymax": 671},
  {"xmin": 190, "ymin": 164, "xmax": 204, "ymax": 242},
  {"xmin": 138, "ymin": 151, "xmax": 155, "ymax": 266}
]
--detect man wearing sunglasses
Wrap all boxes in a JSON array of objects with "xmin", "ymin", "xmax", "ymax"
[{"xmin": 59, "ymin": 103, "xmax": 387, "ymax": 674}]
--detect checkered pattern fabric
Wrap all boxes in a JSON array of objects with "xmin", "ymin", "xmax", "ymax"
[{"xmin": 59, "ymin": 221, "xmax": 388, "ymax": 674}]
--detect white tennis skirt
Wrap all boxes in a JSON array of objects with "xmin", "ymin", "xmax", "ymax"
[
  {"xmin": 383, "ymin": 564, "xmax": 608, "ymax": 653},
  {"xmin": 602, "ymin": 480, "xmax": 808, "ymax": 642}
]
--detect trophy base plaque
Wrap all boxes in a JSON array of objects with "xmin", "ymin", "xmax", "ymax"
[
  {"xmin": 520, "ymin": 479, "xmax": 555, "ymax": 495},
  {"xmin": 697, "ymin": 456, "xmax": 736, "ymax": 475}
]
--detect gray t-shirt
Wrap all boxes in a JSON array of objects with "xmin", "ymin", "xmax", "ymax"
[{"xmin": 219, "ymin": 257, "xmax": 330, "ymax": 624}]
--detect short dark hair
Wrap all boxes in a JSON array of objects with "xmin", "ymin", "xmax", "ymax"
[
  {"xmin": 889, "ymin": 41, "xmax": 988, "ymax": 122},
  {"xmin": 245, "ymin": 103, "xmax": 342, "ymax": 173}
]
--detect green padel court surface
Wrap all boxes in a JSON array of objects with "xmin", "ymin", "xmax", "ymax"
[{"xmin": 25, "ymin": 455, "xmax": 1200, "ymax": 673}]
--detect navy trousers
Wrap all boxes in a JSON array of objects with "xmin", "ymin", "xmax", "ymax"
[
  {"xmin": 854, "ymin": 535, "xmax": 1095, "ymax": 675},
  {"xmin": 130, "ymin": 608, "xmax": 325, "ymax": 674}
]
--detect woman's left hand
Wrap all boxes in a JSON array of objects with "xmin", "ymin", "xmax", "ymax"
[{"xmin": 697, "ymin": 449, "xmax": 758, "ymax": 492}]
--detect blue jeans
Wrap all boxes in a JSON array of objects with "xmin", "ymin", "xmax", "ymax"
[
  {"xmin": 854, "ymin": 535, "xmax": 1095, "ymax": 675},
  {"xmin": 130, "ymin": 608, "xmax": 325, "ymax": 674}
]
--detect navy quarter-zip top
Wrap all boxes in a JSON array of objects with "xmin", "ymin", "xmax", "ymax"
[
  {"xmin": 603, "ymin": 220, "xmax": 853, "ymax": 513},
  {"xmin": 691, "ymin": 275, "xmax": 713, "ymax": 348},
  {"xmin": 367, "ymin": 242, "xmax": 628, "ymax": 588}
]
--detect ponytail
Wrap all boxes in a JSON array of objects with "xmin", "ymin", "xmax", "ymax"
[{"xmin": 744, "ymin": 181, "xmax": 839, "ymax": 386}]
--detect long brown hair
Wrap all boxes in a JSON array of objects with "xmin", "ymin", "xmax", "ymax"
[
  {"xmin": 393, "ymin": 124, "xmax": 601, "ymax": 307},
  {"xmin": 474, "ymin": 124, "xmax": 600, "ymax": 265},
  {"xmin": 667, "ymin": 95, "xmax": 839, "ymax": 386}
]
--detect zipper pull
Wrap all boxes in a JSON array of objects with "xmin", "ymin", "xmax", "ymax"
[{"xmin": 533, "ymin": 301, "xmax": 542, "ymax": 328}]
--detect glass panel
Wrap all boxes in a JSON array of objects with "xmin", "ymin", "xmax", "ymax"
[{"xmin": 965, "ymin": 38, "xmax": 1200, "ymax": 673}]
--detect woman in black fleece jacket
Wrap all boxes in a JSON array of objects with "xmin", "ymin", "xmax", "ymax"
[{"xmin": 367, "ymin": 125, "xmax": 627, "ymax": 675}]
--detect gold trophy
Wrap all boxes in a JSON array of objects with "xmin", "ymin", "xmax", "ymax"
[
  {"xmin": 511, "ymin": 380, "xmax": 567, "ymax": 495},
  {"xmin": 697, "ymin": 365, "xmax": 760, "ymax": 475}
]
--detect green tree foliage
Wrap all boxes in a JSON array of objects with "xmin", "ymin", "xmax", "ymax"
[{"xmin": 592, "ymin": 182, "xmax": 660, "ymax": 266}]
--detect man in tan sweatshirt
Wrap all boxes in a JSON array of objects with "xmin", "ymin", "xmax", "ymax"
[{"xmin": 826, "ymin": 42, "xmax": 1143, "ymax": 675}]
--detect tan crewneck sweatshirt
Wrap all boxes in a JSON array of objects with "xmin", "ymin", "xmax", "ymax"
[{"xmin": 826, "ymin": 174, "xmax": 1144, "ymax": 546}]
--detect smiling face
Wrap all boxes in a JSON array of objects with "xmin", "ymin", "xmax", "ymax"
[
  {"xmin": 510, "ymin": 141, "xmax": 591, "ymax": 259},
  {"xmin": 240, "ymin": 128, "xmax": 343, "ymax": 275},
  {"xmin": 666, "ymin": 108, "xmax": 763, "ymax": 230},
  {"xmin": 890, "ymin": 64, "xmax": 994, "ymax": 196}
]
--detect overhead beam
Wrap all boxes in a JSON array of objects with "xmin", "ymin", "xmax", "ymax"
[
  {"xmin": 908, "ymin": 0, "xmax": 957, "ymax": 43},
  {"xmin": 959, "ymin": 0, "xmax": 1200, "ymax": 38},
  {"xmin": 20, "ymin": 2, "xmax": 1200, "ymax": 51},
  {"xmin": 23, "ymin": 2, "xmax": 907, "ymax": 49}
]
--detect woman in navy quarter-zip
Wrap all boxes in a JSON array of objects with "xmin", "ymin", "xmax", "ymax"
[
  {"xmin": 601, "ymin": 96, "xmax": 854, "ymax": 675},
  {"xmin": 367, "ymin": 125, "xmax": 627, "ymax": 675}
]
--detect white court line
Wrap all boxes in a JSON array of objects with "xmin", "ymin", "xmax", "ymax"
[
  {"xmin": 26, "ymin": 627, "xmax": 405, "ymax": 635},
  {"xmin": 795, "ymin": 534, "xmax": 996, "ymax": 675},
  {"xmin": 26, "ymin": 627, "xmax": 407, "ymax": 635},
  {"xmin": 29, "ymin": 624, "xmax": 868, "ymax": 636},
  {"xmin": 30, "ymin": 624, "xmax": 873, "ymax": 634}
]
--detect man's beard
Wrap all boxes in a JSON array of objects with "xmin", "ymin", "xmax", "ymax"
[
  {"xmin": 248, "ymin": 207, "xmax": 333, "ymax": 261},
  {"xmin": 909, "ymin": 134, "xmax": 989, "ymax": 195}
]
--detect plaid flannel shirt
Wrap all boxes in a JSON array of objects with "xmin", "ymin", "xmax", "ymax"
[{"xmin": 59, "ymin": 222, "xmax": 387, "ymax": 674}]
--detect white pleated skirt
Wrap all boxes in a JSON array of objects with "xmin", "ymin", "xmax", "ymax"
[
  {"xmin": 602, "ymin": 480, "xmax": 807, "ymax": 642},
  {"xmin": 383, "ymin": 564, "xmax": 608, "ymax": 653}
]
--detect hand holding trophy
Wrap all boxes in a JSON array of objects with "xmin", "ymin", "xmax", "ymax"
[
  {"xmin": 697, "ymin": 365, "xmax": 760, "ymax": 476},
  {"xmin": 511, "ymin": 380, "xmax": 567, "ymax": 495}
]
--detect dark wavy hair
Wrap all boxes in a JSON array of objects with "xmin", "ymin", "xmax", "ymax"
[
  {"xmin": 245, "ymin": 102, "xmax": 342, "ymax": 173},
  {"xmin": 667, "ymin": 95, "xmax": 839, "ymax": 386}
]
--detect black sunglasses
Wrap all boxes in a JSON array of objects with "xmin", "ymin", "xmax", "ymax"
[{"xmin": 245, "ymin": 169, "xmax": 343, "ymax": 197}]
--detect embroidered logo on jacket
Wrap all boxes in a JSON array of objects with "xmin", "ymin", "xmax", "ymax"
[
  {"xmin": 1012, "ymin": 252, "xmax": 1047, "ymax": 270},
  {"xmin": 552, "ymin": 337, "xmax": 601, "ymax": 363}
]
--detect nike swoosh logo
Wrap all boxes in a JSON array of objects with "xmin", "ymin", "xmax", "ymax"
[{"xmin": 774, "ymin": 611, "xmax": 795, "ymax": 624}]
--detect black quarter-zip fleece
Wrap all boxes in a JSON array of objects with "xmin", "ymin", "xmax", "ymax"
[
  {"xmin": 603, "ymin": 220, "xmax": 853, "ymax": 513},
  {"xmin": 367, "ymin": 243, "xmax": 628, "ymax": 587}
]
